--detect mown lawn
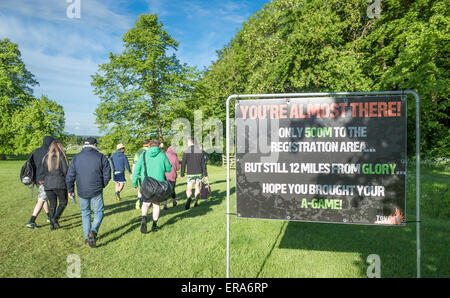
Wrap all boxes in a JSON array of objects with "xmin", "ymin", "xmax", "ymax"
[{"xmin": 0, "ymin": 160, "xmax": 448, "ymax": 277}]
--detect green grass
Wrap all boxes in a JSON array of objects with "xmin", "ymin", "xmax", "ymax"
[{"xmin": 0, "ymin": 160, "xmax": 448, "ymax": 277}]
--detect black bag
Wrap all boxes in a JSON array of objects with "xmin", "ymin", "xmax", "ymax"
[
  {"xmin": 140, "ymin": 151, "xmax": 174, "ymax": 203},
  {"xmin": 20, "ymin": 154, "xmax": 35, "ymax": 186}
]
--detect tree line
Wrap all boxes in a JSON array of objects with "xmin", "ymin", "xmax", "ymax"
[{"xmin": 1, "ymin": 0, "xmax": 448, "ymax": 158}]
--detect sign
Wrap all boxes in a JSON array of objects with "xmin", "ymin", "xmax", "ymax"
[{"xmin": 235, "ymin": 96, "xmax": 407, "ymax": 225}]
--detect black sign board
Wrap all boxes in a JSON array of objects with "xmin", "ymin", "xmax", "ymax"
[{"xmin": 235, "ymin": 96, "xmax": 407, "ymax": 225}]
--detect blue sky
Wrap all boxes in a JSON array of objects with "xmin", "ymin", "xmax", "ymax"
[{"xmin": 0, "ymin": 0, "xmax": 270, "ymax": 135}]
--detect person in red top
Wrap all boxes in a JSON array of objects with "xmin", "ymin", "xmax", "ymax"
[{"xmin": 162, "ymin": 145, "xmax": 180, "ymax": 209}]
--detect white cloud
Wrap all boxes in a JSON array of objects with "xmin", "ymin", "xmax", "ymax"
[
  {"xmin": 145, "ymin": 0, "xmax": 168, "ymax": 17},
  {"xmin": 0, "ymin": 0, "xmax": 269, "ymax": 134},
  {"xmin": 0, "ymin": 0, "xmax": 136, "ymax": 135},
  {"xmin": 0, "ymin": 0, "xmax": 133, "ymax": 31},
  {"xmin": 20, "ymin": 48, "xmax": 102, "ymax": 134}
]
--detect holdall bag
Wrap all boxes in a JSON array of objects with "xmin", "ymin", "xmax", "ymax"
[
  {"xmin": 200, "ymin": 177, "xmax": 211, "ymax": 199},
  {"xmin": 140, "ymin": 151, "xmax": 174, "ymax": 203}
]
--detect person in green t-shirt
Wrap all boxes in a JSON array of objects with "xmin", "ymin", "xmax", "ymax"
[
  {"xmin": 132, "ymin": 140, "xmax": 150, "ymax": 209},
  {"xmin": 132, "ymin": 139, "xmax": 172, "ymax": 233}
]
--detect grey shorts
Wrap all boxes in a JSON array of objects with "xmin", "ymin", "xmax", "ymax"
[{"xmin": 37, "ymin": 184, "xmax": 48, "ymax": 202}]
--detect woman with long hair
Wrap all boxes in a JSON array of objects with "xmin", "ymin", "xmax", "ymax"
[{"xmin": 43, "ymin": 140, "xmax": 69, "ymax": 230}]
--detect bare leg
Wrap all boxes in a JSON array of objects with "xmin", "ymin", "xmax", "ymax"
[
  {"xmin": 152, "ymin": 203, "xmax": 160, "ymax": 222},
  {"xmin": 194, "ymin": 182, "xmax": 201, "ymax": 205},
  {"xmin": 32, "ymin": 200, "xmax": 44, "ymax": 217},
  {"xmin": 185, "ymin": 182, "xmax": 194, "ymax": 209},
  {"xmin": 141, "ymin": 202, "xmax": 151, "ymax": 217},
  {"xmin": 140, "ymin": 201, "xmax": 151, "ymax": 234},
  {"xmin": 43, "ymin": 200, "xmax": 49, "ymax": 214},
  {"xmin": 186, "ymin": 182, "xmax": 193, "ymax": 199}
]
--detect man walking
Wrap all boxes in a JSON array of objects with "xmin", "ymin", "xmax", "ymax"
[
  {"xmin": 66, "ymin": 137, "xmax": 111, "ymax": 248},
  {"xmin": 132, "ymin": 139, "xmax": 150, "ymax": 209},
  {"xmin": 132, "ymin": 139, "xmax": 172, "ymax": 234},
  {"xmin": 110, "ymin": 143, "xmax": 131, "ymax": 201},
  {"xmin": 180, "ymin": 138, "xmax": 208, "ymax": 209},
  {"xmin": 26, "ymin": 136, "xmax": 54, "ymax": 228}
]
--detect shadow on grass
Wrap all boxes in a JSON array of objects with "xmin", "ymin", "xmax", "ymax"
[
  {"xmin": 256, "ymin": 222, "xmax": 287, "ymax": 278},
  {"xmin": 159, "ymin": 189, "xmax": 226, "ymax": 229},
  {"xmin": 59, "ymin": 213, "xmax": 82, "ymax": 230},
  {"xmin": 277, "ymin": 221, "xmax": 422, "ymax": 277},
  {"xmin": 97, "ymin": 217, "xmax": 142, "ymax": 248},
  {"xmin": 95, "ymin": 188, "xmax": 231, "ymax": 247},
  {"xmin": 104, "ymin": 199, "xmax": 136, "ymax": 217}
]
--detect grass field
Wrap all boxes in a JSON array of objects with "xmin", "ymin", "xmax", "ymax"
[{"xmin": 0, "ymin": 159, "xmax": 448, "ymax": 278}]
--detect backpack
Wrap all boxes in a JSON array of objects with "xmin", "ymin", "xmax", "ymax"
[
  {"xmin": 20, "ymin": 155, "xmax": 36, "ymax": 199},
  {"xmin": 20, "ymin": 155, "xmax": 35, "ymax": 186}
]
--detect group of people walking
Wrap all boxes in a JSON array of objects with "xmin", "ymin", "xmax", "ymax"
[{"xmin": 25, "ymin": 136, "xmax": 208, "ymax": 248}]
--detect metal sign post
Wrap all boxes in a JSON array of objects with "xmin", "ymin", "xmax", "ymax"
[{"xmin": 225, "ymin": 90, "xmax": 421, "ymax": 278}]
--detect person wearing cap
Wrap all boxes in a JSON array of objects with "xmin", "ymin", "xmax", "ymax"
[
  {"xmin": 110, "ymin": 143, "xmax": 131, "ymax": 201},
  {"xmin": 66, "ymin": 137, "xmax": 111, "ymax": 248},
  {"xmin": 132, "ymin": 139, "xmax": 151, "ymax": 209}
]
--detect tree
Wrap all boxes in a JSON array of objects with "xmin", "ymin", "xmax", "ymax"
[
  {"xmin": 0, "ymin": 39, "xmax": 66, "ymax": 156},
  {"xmin": 11, "ymin": 95, "xmax": 65, "ymax": 154},
  {"xmin": 0, "ymin": 38, "xmax": 38, "ymax": 156},
  {"xmin": 357, "ymin": 0, "xmax": 449, "ymax": 157},
  {"xmin": 92, "ymin": 14, "xmax": 195, "ymax": 153},
  {"xmin": 193, "ymin": 0, "xmax": 449, "ymax": 157}
]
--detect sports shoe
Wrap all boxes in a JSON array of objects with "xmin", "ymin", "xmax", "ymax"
[
  {"xmin": 151, "ymin": 225, "xmax": 158, "ymax": 232},
  {"xmin": 194, "ymin": 201, "xmax": 199, "ymax": 208},
  {"xmin": 26, "ymin": 222, "xmax": 39, "ymax": 229},
  {"xmin": 88, "ymin": 231, "xmax": 97, "ymax": 248},
  {"xmin": 115, "ymin": 192, "xmax": 121, "ymax": 201},
  {"xmin": 185, "ymin": 197, "xmax": 192, "ymax": 210}
]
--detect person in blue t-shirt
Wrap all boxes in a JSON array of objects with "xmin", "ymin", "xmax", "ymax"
[{"xmin": 110, "ymin": 143, "xmax": 131, "ymax": 201}]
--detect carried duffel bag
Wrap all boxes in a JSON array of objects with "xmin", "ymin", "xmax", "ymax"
[
  {"xmin": 200, "ymin": 177, "xmax": 211, "ymax": 199},
  {"xmin": 140, "ymin": 151, "xmax": 174, "ymax": 203}
]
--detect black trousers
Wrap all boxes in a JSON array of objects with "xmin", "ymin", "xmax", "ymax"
[
  {"xmin": 169, "ymin": 181, "xmax": 176, "ymax": 199},
  {"xmin": 45, "ymin": 189, "xmax": 68, "ymax": 220}
]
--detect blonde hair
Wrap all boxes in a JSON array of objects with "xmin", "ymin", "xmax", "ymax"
[{"xmin": 46, "ymin": 140, "xmax": 68, "ymax": 171}]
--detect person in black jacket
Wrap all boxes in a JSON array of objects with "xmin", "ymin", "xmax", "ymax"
[
  {"xmin": 43, "ymin": 140, "xmax": 69, "ymax": 230},
  {"xmin": 26, "ymin": 136, "xmax": 54, "ymax": 229},
  {"xmin": 66, "ymin": 137, "xmax": 111, "ymax": 248},
  {"xmin": 180, "ymin": 138, "xmax": 208, "ymax": 209}
]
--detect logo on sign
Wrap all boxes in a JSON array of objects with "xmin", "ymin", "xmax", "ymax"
[{"xmin": 374, "ymin": 208, "xmax": 404, "ymax": 225}]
